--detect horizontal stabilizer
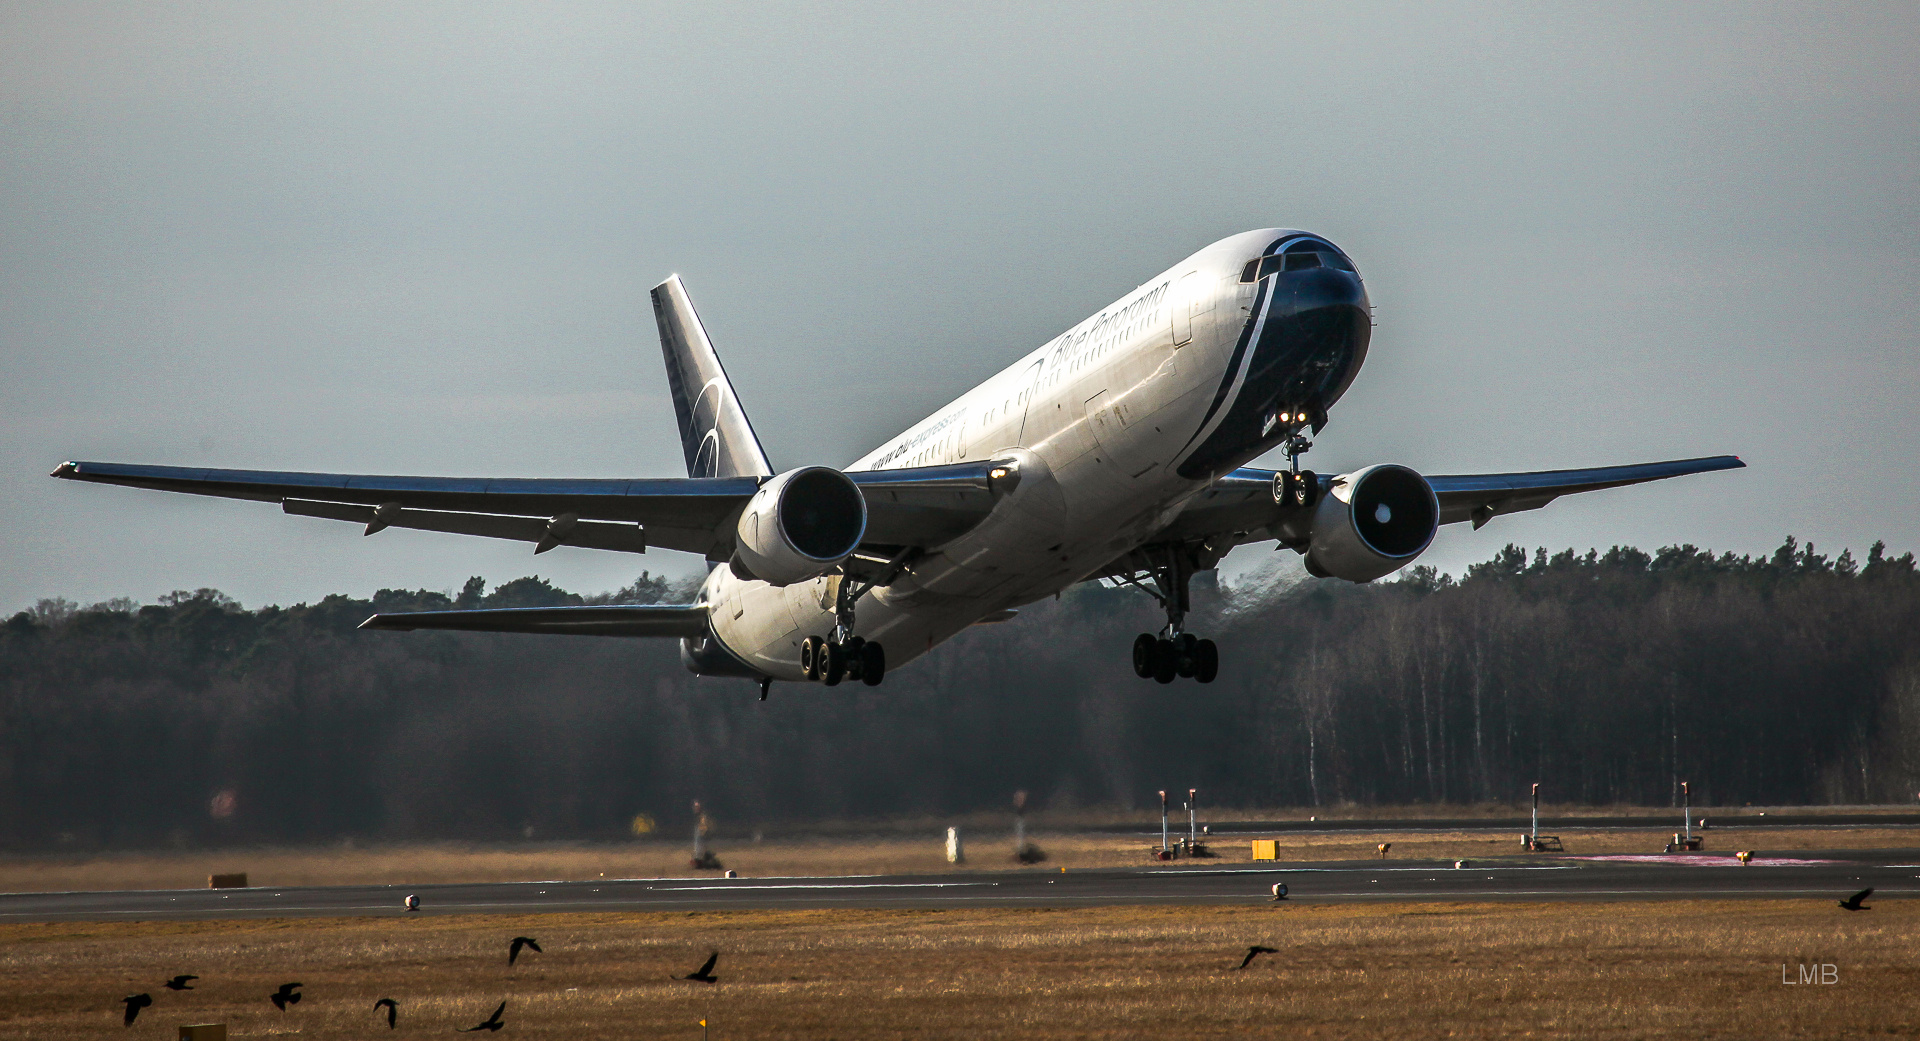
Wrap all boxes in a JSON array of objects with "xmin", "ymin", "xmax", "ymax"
[{"xmin": 359, "ymin": 604, "xmax": 709, "ymax": 638}]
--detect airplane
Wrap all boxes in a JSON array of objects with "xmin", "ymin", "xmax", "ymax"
[{"xmin": 52, "ymin": 228, "xmax": 1742, "ymax": 696}]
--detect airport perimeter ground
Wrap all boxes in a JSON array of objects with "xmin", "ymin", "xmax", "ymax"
[
  {"xmin": 3, "ymin": 811, "xmax": 1916, "ymax": 1038},
  {"xmin": 4, "ymin": 903, "xmax": 1916, "ymax": 1039}
]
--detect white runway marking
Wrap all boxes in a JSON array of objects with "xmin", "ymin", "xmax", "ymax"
[{"xmin": 651, "ymin": 882, "xmax": 997, "ymax": 891}]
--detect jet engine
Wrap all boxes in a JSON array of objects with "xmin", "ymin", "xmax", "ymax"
[
  {"xmin": 731, "ymin": 466, "xmax": 868, "ymax": 586},
  {"xmin": 1302, "ymin": 464, "xmax": 1439, "ymax": 582}
]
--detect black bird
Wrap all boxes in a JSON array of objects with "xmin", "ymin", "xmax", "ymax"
[
  {"xmin": 508, "ymin": 935, "xmax": 543, "ymax": 966},
  {"xmin": 270, "ymin": 982, "xmax": 303, "ymax": 1011},
  {"xmin": 162, "ymin": 974, "xmax": 198, "ymax": 991},
  {"xmin": 1839, "ymin": 887, "xmax": 1874, "ymax": 911},
  {"xmin": 458, "ymin": 1001, "xmax": 507, "ymax": 1032},
  {"xmin": 1235, "ymin": 945, "xmax": 1280, "ymax": 970},
  {"xmin": 373, "ymin": 997, "xmax": 398, "ymax": 1029},
  {"xmin": 1236, "ymin": 952, "xmax": 1282, "ymax": 975},
  {"xmin": 121, "ymin": 993, "xmax": 152, "ymax": 1027},
  {"xmin": 674, "ymin": 951, "xmax": 720, "ymax": 984}
]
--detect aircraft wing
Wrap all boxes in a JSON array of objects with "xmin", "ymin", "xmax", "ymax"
[
  {"xmin": 1153, "ymin": 454, "xmax": 1746, "ymax": 548},
  {"xmin": 358, "ymin": 603, "xmax": 709, "ymax": 637},
  {"xmin": 50, "ymin": 459, "xmax": 1001, "ymax": 561}
]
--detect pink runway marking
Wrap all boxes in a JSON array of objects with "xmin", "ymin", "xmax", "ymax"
[{"xmin": 1559, "ymin": 854, "xmax": 1843, "ymax": 867}]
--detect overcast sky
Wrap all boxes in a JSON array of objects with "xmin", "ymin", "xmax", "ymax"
[{"xmin": 3, "ymin": 2, "xmax": 1915, "ymax": 612}]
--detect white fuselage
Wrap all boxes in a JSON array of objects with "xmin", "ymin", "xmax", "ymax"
[{"xmin": 699, "ymin": 228, "xmax": 1368, "ymax": 680}]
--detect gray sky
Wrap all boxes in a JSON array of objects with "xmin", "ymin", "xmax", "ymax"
[{"xmin": 4, "ymin": 2, "xmax": 1916, "ymax": 612}]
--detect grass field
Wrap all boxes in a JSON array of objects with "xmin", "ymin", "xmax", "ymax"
[
  {"xmin": 1, "ymin": 901, "xmax": 1914, "ymax": 1039},
  {"xmin": 2, "ymin": 823, "xmax": 1915, "ymax": 893}
]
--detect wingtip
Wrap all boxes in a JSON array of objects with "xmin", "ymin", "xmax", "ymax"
[{"xmin": 49, "ymin": 461, "xmax": 77, "ymax": 479}]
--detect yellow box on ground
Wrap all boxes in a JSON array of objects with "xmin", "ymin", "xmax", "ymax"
[{"xmin": 1251, "ymin": 839, "xmax": 1278, "ymax": 861}]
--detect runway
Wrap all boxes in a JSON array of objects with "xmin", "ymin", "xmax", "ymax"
[
  {"xmin": 4, "ymin": 849, "xmax": 1915, "ymax": 922},
  {"xmin": 1089, "ymin": 812, "xmax": 1920, "ymax": 836}
]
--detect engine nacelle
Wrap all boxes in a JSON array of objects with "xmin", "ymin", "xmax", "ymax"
[
  {"xmin": 731, "ymin": 466, "xmax": 867, "ymax": 587},
  {"xmin": 1303, "ymin": 464, "xmax": 1439, "ymax": 582}
]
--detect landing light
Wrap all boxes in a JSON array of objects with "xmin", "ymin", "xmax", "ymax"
[{"xmin": 990, "ymin": 467, "xmax": 1010, "ymax": 480}]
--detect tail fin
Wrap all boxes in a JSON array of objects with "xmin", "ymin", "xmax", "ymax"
[{"xmin": 649, "ymin": 275, "xmax": 775, "ymax": 479}]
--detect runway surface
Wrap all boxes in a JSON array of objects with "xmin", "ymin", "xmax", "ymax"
[
  {"xmin": 1091, "ymin": 813, "xmax": 1920, "ymax": 836},
  {"xmin": 5, "ymin": 850, "xmax": 1915, "ymax": 922}
]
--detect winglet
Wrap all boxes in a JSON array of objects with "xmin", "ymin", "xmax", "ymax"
[{"xmin": 649, "ymin": 275, "xmax": 775, "ymax": 480}]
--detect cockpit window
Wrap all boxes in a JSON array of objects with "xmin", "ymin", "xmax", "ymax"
[{"xmin": 1239, "ymin": 243, "xmax": 1356, "ymax": 282}]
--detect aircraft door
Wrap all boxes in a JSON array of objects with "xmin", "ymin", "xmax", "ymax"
[
  {"xmin": 1014, "ymin": 357, "xmax": 1046, "ymax": 445},
  {"xmin": 1172, "ymin": 272, "xmax": 1199, "ymax": 346}
]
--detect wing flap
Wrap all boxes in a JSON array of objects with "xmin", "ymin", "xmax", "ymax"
[
  {"xmin": 359, "ymin": 604, "xmax": 709, "ymax": 637},
  {"xmin": 849, "ymin": 462, "xmax": 1000, "ymax": 546},
  {"xmin": 282, "ymin": 499, "xmax": 651, "ymax": 554},
  {"xmin": 54, "ymin": 458, "xmax": 1013, "ymax": 559},
  {"xmin": 1426, "ymin": 455, "xmax": 1745, "ymax": 528},
  {"xmin": 1149, "ymin": 454, "xmax": 1745, "ymax": 549}
]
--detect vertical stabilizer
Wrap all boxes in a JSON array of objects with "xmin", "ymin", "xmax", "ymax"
[{"xmin": 650, "ymin": 275, "xmax": 775, "ymax": 479}]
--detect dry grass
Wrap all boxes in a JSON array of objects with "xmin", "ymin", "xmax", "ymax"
[
  {"xmin": 3, "ymin": 825, "xmax": 1915, "ymax": 894},
  {"xmin": 0, "ymin": 901, "xmax": 1914, "ymax": 1038}
]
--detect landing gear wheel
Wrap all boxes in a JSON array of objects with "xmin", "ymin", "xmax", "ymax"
[
  {"xmin": 1176, "ymin": 633, "xmax": 1198, "ymax": 678},
  {"xmin": 1153, "ymin": 638, "xmax": 1178, "ymax": 684},
  {"xmin": 1132, "ymin": 634, "xmax": 1157, "ymax": 678},
  {"xmin": 1295, "ymin": 470, "xmax": 1320, "ymax": 508},
  {"xmin": 822, "ymin": 642, "xmax": 847, "ymax": 686},
  {"xmin": 800, "ymin": 636, "xmax": 823, "ymax": 681},
  {"xmin": 1272, "ymin": 470, "xmax": 1296, "ymax": 506},
  {"xmin": 843, "ymin": 636, "xmax": 867, "ymax": 682},
  {"xmin": 860, "ymin": 641, "xmax": 886, "ymax": 686},
  {"xmin": 1194, "ymin": 639, "xmax": 1219, "ymax": 684}
]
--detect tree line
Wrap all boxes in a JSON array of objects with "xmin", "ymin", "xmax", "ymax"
[{"xmin": 1, "ymin": 538, "xmax": 1915, "ymax": 849}]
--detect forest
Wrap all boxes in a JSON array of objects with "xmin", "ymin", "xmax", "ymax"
[{"xmin": 2, "ymin": 537, "xmax": 1916, "ymax": 849}]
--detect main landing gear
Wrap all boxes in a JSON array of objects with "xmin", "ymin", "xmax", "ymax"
[
  {"xmin": 1133, "ymin": 631, "xmax": 1217, "ymax": 684},
  {"xmin": 1111, "ymin": 543, "xmax": 1220, "ymax": 684},
  {"xmin": 800, "ymin": 634, "xmax": 885, "ymax": 687},
  {"xmin": 798, "ymin": 558, "xmax": 906, "ymax": 688}
]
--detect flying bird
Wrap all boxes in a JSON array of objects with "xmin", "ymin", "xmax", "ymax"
[
  {"xmin": 121, "ymin": 993, "xmax": 152, "ymax": 1027},
  {"xmin": 270, "ymin": 982, "xmax": 303, "ymax": 1010},
  {"xmin": 508, "ymin": 935, "xmax": 543, "ymax": 966},
  {"xmin": 1235, "ymin": 945, "xmax": 1280, "ymax": 970},
  {"xmin": 373, "ymin": 997, "xmax": 398, "ymax": 1028},
  {"xmin": 674, "ymin": 951, "xmax": 720, "ymax": 984},
  {"xmin": 1839, "ymin": 887, "xmax": 1874, "ymax": 911},
  {"xmin": 162, "ymin": 974, "xmax": 198, "ymax": 990},
  {"xmin": 459, "ymin": 1001, "xmax": 507, "ymax": 1032}
]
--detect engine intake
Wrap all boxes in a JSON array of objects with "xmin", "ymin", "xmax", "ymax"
[
  {"xmin": 1303, "ymin": 464, "xmax": 1439, "ymax": 582},
  {"xmin": 732, "ymin": 466, "xmax": 867, "ymax": 586}
]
